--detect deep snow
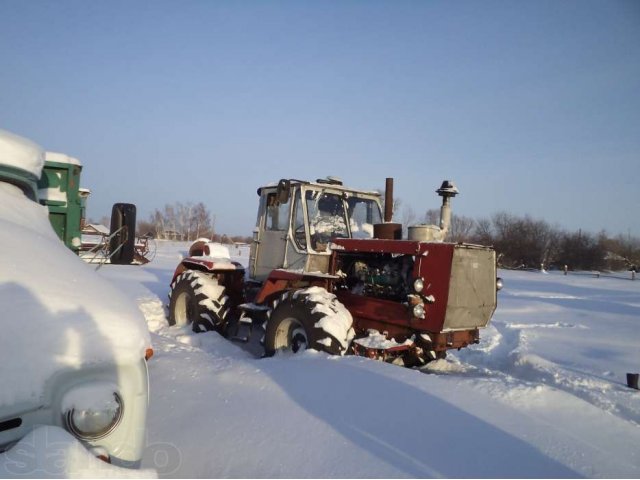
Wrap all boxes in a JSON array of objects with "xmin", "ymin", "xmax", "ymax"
[{"xmin": 95, "ymin": 240, "xmax": 640, "ymax": 478}]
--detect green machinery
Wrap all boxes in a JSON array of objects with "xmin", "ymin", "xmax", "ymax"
[{"xmin": 36, "ymin": 152, "xmax": 86, "ymax": 253}]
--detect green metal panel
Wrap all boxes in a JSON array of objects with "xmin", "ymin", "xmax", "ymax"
[{"xmin": 37, "ymin": 160, "xmax": 83, "ymax": 253}]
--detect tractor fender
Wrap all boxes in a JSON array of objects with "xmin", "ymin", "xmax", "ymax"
[
  {"xmin": 253, "ymin": 268, "xmax": 338, "ymax": 306},
  {"xmin": 171, "ymin": 257, "xmax": 244, "ymax": 284}
]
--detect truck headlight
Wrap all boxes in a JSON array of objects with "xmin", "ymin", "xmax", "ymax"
[
  {"xmin": 496, "ymin": 277, "xmax": 504, "ymax": 291},
  {"xmin": 413, "ymin": 278, "xmax": 424, "ymax": 293},
  {"xmin": 413, "ymin": 303, "xmax": 425, "ymax": 319},
  {"xmin": 64, "ymin": 389, "xmax": 123, "ymax": 440}
]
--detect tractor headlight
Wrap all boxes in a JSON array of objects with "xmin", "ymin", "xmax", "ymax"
[
  {"xmin": 63, "ymin": 388, "xmax": 123, "ymax": 440},
  {"xmin": 413, "ymin": 277, "xmax": 424, "ymax": 293},
  {"xmin": 496, "ymin": 277, "xmax": 504, "ymax": 291},
  {"xmin": 413, "ymin": 303, "xmax": 425, "ymax": 319}
]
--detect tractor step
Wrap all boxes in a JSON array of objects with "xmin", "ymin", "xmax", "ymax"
[{"xmin": 229, "ymin": 315, "xmax": 254, "ymax": 343}]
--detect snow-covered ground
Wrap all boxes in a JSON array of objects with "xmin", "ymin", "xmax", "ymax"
[{"xmin": 98, "ymin": 240, "xmax": 640, "ymax": 478}]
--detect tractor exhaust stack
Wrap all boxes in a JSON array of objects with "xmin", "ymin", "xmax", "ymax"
[
  {"xmin": 384, "ymin": 177, "xmax": 394, "ymax": 223},
  {"xmin": 373, "ymin": 177, "xmax": 402, "ymax": 240}
]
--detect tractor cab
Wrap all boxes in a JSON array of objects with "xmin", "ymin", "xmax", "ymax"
[{"xmin": 249, "ymin": 177, "xmax": 383, "ymax": 281}]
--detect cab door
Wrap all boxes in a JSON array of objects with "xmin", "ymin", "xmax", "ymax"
[{"xmin": 252, "ymin": 191, "xmax": 290, "ymax": 281}]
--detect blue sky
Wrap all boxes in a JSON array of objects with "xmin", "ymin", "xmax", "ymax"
[{"xmin": 1, "ymin": 0, "xmax": 639, "ymax": 236}]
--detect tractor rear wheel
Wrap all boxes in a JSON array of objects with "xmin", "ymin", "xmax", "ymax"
[
  {"xmin": 168, "ymin": 270, "xmax": 228, "ymax": 333},
  {"xmin": 264, "ymin": 288, "xmax": 354, "ymax": 357}
]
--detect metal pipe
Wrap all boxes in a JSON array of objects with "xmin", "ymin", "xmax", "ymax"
[
  {"xmin": 439, "ymin": 197, "xmax": 452, "ymax": 240},
  {"xmin": 384, "ymin": 177, "xmax": 394, "ymax": 222}
]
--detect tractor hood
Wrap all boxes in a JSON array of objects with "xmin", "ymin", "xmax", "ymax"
[{"xmin": 0, "ymin": 170, "xmax": 150, "ymax": 409}]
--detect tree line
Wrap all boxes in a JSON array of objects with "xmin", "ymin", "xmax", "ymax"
[
  {"xmin": 96, "ymin": 199, "xmax": 638, "ymax": 271},
  {"xmin": 411, "ymin": 208, "xmax": 639, "ymax": 271},
  {"xmin": 136, "ymin": 202, "xmax": 252, "ymax": 244}
]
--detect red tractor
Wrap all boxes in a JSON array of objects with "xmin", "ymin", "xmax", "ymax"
[{"xmin": 167, "ymin": 177, "xmax": 500, "ymax": 366}]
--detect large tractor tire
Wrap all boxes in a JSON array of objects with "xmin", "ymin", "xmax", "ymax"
[
  {"xmin": 264, "ymin": 287, "xmax": 354, "ymax": 357},
  {"xmin": 168, "ymin": 270, "xmax": 228, "ymax": 333},
  {"xmin": 109, "ymin": 203, "xmax": 136, "ymax": 265}
]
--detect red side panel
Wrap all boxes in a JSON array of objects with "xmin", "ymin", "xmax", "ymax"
[
  {"xmin": 414, "ymin": 243, "xmax": 455, "ymax": 332},
  {"xmin": 335, "ymin": 292, "xmax": 414, "ymax": 339}
]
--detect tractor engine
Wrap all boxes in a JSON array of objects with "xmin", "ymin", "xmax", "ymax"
[{"xmin": 338, "ymin": 253, "xmax": 414, "ymax": 302}]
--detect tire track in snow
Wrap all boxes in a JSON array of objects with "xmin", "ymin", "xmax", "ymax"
[{"xmin": 429, "ymin": 321, "xmax": 640, "ymax": 428}]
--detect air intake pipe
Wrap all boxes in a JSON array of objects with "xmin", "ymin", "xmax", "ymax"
[
  {"xmin": 407, "ymin": 180, "xmax": 459, "ymax": 242},
  {"xmin": 436, "ymin": 180, "xmax": 459, "ymax": 240}
]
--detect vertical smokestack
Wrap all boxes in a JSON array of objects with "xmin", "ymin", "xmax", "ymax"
[
  {"xmin": 384, "ymin": 177, "xmax": 394, "ymax": 222},
  {"xmin": 374, "ymin": 177, "xmax": 402, "ymax": 239}
]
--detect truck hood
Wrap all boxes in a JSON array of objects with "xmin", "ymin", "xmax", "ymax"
[{"xmin": 0, "ymin": 182, "xmax": 151, "ymax": 407}]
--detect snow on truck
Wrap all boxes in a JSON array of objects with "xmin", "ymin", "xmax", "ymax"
[
  {"xmin": 0, "ymin": 129, "xmax": 150, "ymax": 474},
  {"xmin": 169, "ymin": 176, "xmax": 501, "ymax": 366}
]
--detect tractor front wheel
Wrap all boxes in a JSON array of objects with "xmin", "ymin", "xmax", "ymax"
[
  {"xmin": 264, "ymin": 287, "xmax": 354, "ymax": 357},
  {"xmin": 168, "ymin": 270, "xmax": 228, "ymax": 333}
]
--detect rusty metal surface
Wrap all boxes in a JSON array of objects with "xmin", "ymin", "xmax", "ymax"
[
  {"xmin": 373, "ymin": 222, "xmax": 402, "ymax": 240},
  {"xmin": 254, "ymin": 270, "xmax": 330, "ymax": 305},
  {"xmin": 188, "ymin": 240, "xmax": 208, "ymax": 257},
  {"xmin": 351, "ymin": 340, "xmax": 414, "ymax": 362},
  {"xmin": 332, "ymin": 238, "xmax": 432, "ymax": 255},
  {"xmin": 182, "ymin": 257, "xmax": 244, "ymax": 272},
  {"xmin": 428, "ymin": 329, "xmax": 480, "ymax": 351},
  {"xmin": 384, "ymin": 177, "xmax": 394, "ymax": 222},
  {"xmin": 336, "ymin": 292, "xmax": 414, "ymax": 333}
]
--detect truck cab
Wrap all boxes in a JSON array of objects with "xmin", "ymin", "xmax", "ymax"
[
  {"xmin": 249, "ymin": 177, "xmax": 383, "ymax": 281},
  {"xmin": 0, "ymin": 129, "xmax": 150, "ymax": 473}
]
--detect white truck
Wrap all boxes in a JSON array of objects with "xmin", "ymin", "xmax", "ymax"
[{"xmin": 0, "ymin": 129, "xmax": 151, "ymax": 475}]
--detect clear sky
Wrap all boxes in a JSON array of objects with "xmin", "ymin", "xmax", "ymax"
[{"xmin": 1, "ymin": 0, "xmax": 639, "ymax": 237}]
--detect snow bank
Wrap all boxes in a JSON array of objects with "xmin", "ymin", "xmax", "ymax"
[
  {"xmin": 353, "ymin": 329, "xmax": 413, "ymax": 349},
  {"xmin": 0, "ymin": 129, "xmax": 44, "ymax": 178},
  {"xmin": 0, "ymin": 426, "xmax": 156, "ymax": 478}
]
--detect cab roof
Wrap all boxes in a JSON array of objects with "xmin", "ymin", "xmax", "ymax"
[{"xmin": 257, "ymin": 177, "xmax": 381, "ymax": 197}]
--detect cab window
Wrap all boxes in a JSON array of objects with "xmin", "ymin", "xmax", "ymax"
[
  {"xmin": 265, "ymin": 193, "xmax": 289, "ymax": 231},
  {"xmin": 292, "ymin": 190, "xmax": 307, "ymax": 250}
]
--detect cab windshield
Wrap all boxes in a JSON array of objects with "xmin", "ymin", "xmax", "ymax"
[{"xmin": 300, "ymin": 189, "xmax": 382, "ymax": 251}]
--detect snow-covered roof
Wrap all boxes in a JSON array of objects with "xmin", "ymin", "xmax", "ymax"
[
  {"xmin": 0, "ymin": 128, "xmax": 44, "ymax": 178},
  {"xmin": 45, "ymin": 151, "xmax": 82, "ymax": 167},
  {"xmin": 85, "ymin": 223, "xmax": 110, "ymax": 235}
]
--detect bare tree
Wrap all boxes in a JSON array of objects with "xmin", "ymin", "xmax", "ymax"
[
  {"xmin": 473, "ymin": 218, "xmax": 493, "ymax": 245},
  {"xmin": 485, "ymin": 212, "xmax": 560, "ymax": 268},
  {"xmin": 423, "ymin": 209, "xmax": 439, "ymax": 225},
  {"xmin": 449, "ymin": 215, "xmax": 476, "ymax": 243},
  {"xmin": 149, "ymin": 201, "xmax": 216, "ymax": 241},
  {"xmin": 192, "ymin": 202, "xmax": 213, "ymax": 240}
]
